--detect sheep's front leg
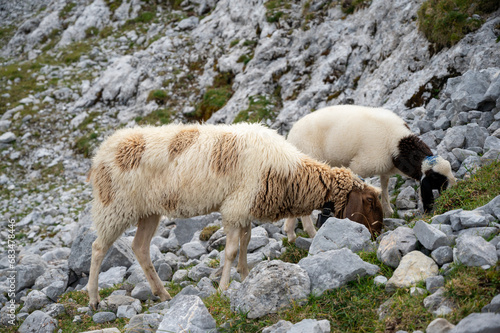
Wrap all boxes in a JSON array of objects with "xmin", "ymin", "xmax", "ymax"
[
  {"xmin": 380, "ymin": 174, "xmax": 394, "ymax": 217},
  {"xmin": 219, "ymin": 227, "xmax": 239, "ymax": 290},
  {"xmin": 237, "ymin": 224, "xmax": 251, "ymax": 280},
  {"xmin": 132, "ymin": 214, "xmax": 171, "ymax": 302},
  {"xmin": 88, "ymin": 237, "xmax": 113, "ymax": 310},
  {"xmin": 284, "ymin": 217, "xmax": 297, "ymax": 242}
]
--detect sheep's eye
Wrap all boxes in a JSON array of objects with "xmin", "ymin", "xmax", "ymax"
[{"xmin": 367, "ymin": 197, "xmax": 373, "ymax": 203}]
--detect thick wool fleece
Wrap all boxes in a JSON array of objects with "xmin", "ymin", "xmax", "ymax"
[{"xmin": 88, "ymin": 123, "xmax": 361, "ymax": 244}]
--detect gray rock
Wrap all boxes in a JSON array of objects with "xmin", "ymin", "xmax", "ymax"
[
  {"xmin": 482, "ymin": 294, "xmax": 500, "ymax": 313},
  {"xmin": 447, "ymin": 70, "xmax": 491, "ymax": 112},
  {"xmin": 475, "ymin": 195, "xmax": 500, "ymax": 220},
  {"xmin": 126, "ymin": 264, "xmax": 147, "ymax": 285},
  {"xmin": 181, "ymin": 241, "xmax": 208, "ymax": 259},
  {"xmin": 177, "ymin": 16, "xmax": 200, "ymax": 30},
  {"xmin": 18, "ymin": 310, "xmax": 57, "ymax": 333},
  {"xmin": 21, "ymin": 290, "xmax": 52, "ymax": 313},
  {"xmin": 450, "ymin": 211, "xmax": 492, "ymax": 231},
  {"xmin": 452, "ymin": 148, "xmax": 478, "ymax": 162},
  {"xmin": 33, "ymin": 266, "xmax": 68, "ymax": 290},
  {"xmin": 434, "ymin": 117, "xmax": 451, "ymax": 130},
  {"xmin": 377, "ymin": 227, "xmax": 418, "ymax": 268},
  {"xmin": 431, "ymin": 209, "xmax": 463, "ymax": 225},
  {"xmin": 453, "ymin": 235, "xmax": 498, "ymax": 267},
  {"xmin": 172, "ymin": 269, "xmax": 189, "ymax": 283},
  {"xmin": 295, "ymin": 236, "xmax": 313, "ymax": 250},
  {"xmin": 396, "ymin": 186, "xmax": 417, "ymax": 210},
  {"xmin": 98, "ymin": 295, "xmax": 138, "ymax": 313},
  {"xmin": 374, "ymin": 275, "xmax": 388, "ymax": 286},
  {"xmin": 262, "ymin": 319, "xmax": 294, "ymax": 333},
  {"xmin": 0, "ymin": 132, "xmax": 16, "ymax": 143},
  {"xmin": 53, "ymin": 87, "xmax": 73, "ymax": 100},
  {"xmin": 0, "ymin": 120, "xmax": 11, "ymax": 131},
  {"xmin": 92, "ymin": 311, "xmax": 116, "ymax": 323},
  {"xmin": 124, "ymin": 313, "xmax": 163, "ymax": 333},
  {"xmin": 464, "ymin": 123, "xmax": 488, "ymax": 148},
  {"xmin": 16, "ymin": 262, "xmax": 47, "ymax": 292},
  {"xmin": 197, "ymin": 277, "xmax": 217, "ymax": 299},
  {"xmin": 41, "ymin": 247, "xmax": 71, "ymax": 263},
  {"xmin": 423, "ymin": 287, "xmax": 456, "ymax": 316},
  {"xmin": 430, "ymin": 223, "xmax": 454, "ymax": 236},
  {"xmin": 442, "ymin": 126, "xmax": 466, "ymax": 150},
  {"xmin": 231, "ymin": 260, "xmax": 310, "ymax": 318},
  {"xmin": 58, "ymin": 0, "xmax": 111, "ymax": 46},
  {"xmin": 426, "ymin": 318, "xmax": 455, "ymax": 333},
  {"xmin": 116, "ymin": 305, "xmax": 138, "ymax": 319},
  {"xmin": 457, "ymin": 227, "xmax": 499, "ymax": 239},
  {"xmin": 386, "ymin": 251, "xmax": 439, "ymax": 292},
  {"xmin": 286, "ymin": 319, "xmax": 330, "ymax": 333},
  {"xmin": 456, "ymin": 156, "xmax": 482, "ymax": 178},
  {"xmin": 248, "ymin": 226, "xmax": 270, "ymax": 252},
  {"xmin": 382, "ymin": 218, "xmax": 406, "ymax": 231},
  {"xmin": 426, "ymin": 275, "xmax": 445, "ymax": 294},
  {"xmin": 173, "ymin": 285, "xmax": 202, "ymax": 299},
  {"xmin": 98, "ymin": 266, "xmax": 127, "ymax": 288},
  {"xmin": 131, "ymin": 281, "xmax": 159, "ymax": 302},
  {"xmin": 413, "ymin": 220, "xmax": 450, "ymax": 250},
  {"xmin": 450, "ymin": 312, "xmax": 500, "ymax": 333},
  {"xmin": 174, "ymin": 215, "xmax": 218, "ymax": 246},
  {"xmin": 410, "ymin": 287, "xmax": 427, "ymax": 296},
  {"xmin": 299, "ymin": 248, "xmax": 379, "ymax": 296},
  {"xmin": 309, "ymin": 218, "xmax": 372, "ymax": 255},
  {"xmin": 43, "ymin": 303, "xmax": 66, "ymax": 318},
  {"xmin": 68, "ymin": 225, "xmax": 135, "ymax": 276},
  {"xmin": 484, "ymin": 136, "xmax": 500, "ymax": 153},
  {"xmin": 41, "ymin": 280, "xmax": 67, "ymax": 302},
  {"xmin": 156, "ymin": 263, "xmax": 173, "ymax": 281},
  {"xmin": 157, "ymin": 295, "xmax": 216, "ymax": 333},
  {"xmin": 416, "ymin": 120, "xmax": 434, "ymax": 133},
  {"xmin": 188, "ymin": 263, "xmax": 215, "ymax": 282},
  {"xmin": 431, "ymin": 246, "xmax": 454, "ymax": 266}
]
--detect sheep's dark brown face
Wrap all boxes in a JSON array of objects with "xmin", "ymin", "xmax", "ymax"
[{"xmin": 342, "ymin": 186, "xmax": 384, "ymax": 237}]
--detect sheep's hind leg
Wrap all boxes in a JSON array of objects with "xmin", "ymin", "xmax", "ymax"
[
  {"xmin": 237, "ymin": 224, "xmax": 251, "ymax": 281},
  {"xmin": 301, "ymin": 215, "xmax": 317, "ymax": 238},
  {"xmin": 132, "ymin": 214, "xmax": 171, "ymax": 302},
  {"xmin": 380, "ymin": 174, "xmax": 394, "ymax": 217},
  {"xmin": 219, "ymin": 226, "xmax": 239, "ymax": 290}
]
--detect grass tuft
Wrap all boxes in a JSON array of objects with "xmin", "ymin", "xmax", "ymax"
[
  {"xmin": 433, "ymin": 159, "xmax": 500, "ymax": 215},
  {"xmin": 417, "ymin": 0, "xmax": 500, "ymax": 52},
  {"xmin": 200, "ymin": 225, "xmax": 221, "ymax": 241}
]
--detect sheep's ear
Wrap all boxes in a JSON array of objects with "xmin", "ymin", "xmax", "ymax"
[{"xmin": 343, "ymin": 190, "xmax": 364, "ymax": 223}]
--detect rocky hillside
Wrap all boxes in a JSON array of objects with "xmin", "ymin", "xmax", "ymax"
[{"xmin": 1, "ymin": 0, "xmax": 500, "ymax": 332}]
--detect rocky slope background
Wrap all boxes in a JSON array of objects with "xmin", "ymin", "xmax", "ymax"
[{"xmin": 0, "ymin": 0, "xmax": 500, "ymax": 332}]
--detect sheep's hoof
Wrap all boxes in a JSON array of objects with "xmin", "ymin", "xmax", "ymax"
[
  {"xmin": 158, "ymin": 291, "xmax": 172, "ymax": 302},
  {"xmin": 89, "ymin": 300, "xmax": 99, "ymax": 311}
]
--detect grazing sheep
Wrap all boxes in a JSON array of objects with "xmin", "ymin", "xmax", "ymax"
[
  {"xmin": 86, "ymin": 122, "xmax": 383, "ymax": 309},
  {"xmin": 286, "ymin": 105, "xmax": 456, "ymax": 218}
]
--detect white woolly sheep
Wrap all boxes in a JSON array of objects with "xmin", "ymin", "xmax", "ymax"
[
  {"xmin": 285, "ymin": 105, "xmax": 456, "ymax": 222},
  {"xmin": 86, "ymin": 122, "xmax": 383, "ymax": 309}
]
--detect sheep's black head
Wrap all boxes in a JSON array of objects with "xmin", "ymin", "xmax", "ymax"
[
  {"xmin": 421, "ymin": 156, "xmax": 456, "ymax": 213},
  {"xmin": 342, "ymin": 185, "xmax": 384, "ymax": 237}
]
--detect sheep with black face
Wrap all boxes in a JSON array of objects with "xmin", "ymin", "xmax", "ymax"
[
  {"xmin": 284, "ymin": 105, "xmax": 456, "ymax": 241},
  {"xmin": 86, "ymin": 122, "xmax": 384, "ymax": 309}
]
